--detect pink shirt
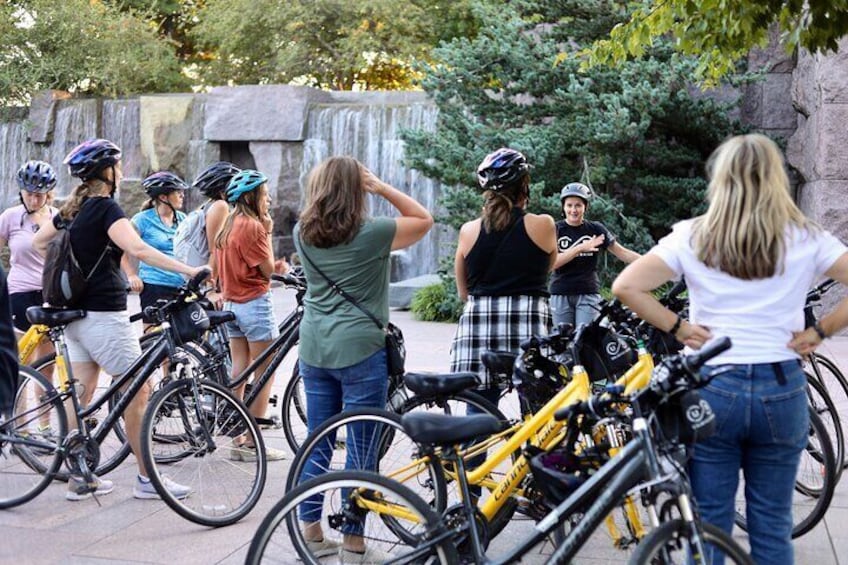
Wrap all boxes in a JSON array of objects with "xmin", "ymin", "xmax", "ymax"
[{"xmin": 0, "ymin": 204, "xmax": 58, "ymax": 294}]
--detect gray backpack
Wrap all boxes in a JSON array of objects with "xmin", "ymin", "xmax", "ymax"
[{"xmin": 173, "ymin": 202, "xmax": 210, "ymax": 267}]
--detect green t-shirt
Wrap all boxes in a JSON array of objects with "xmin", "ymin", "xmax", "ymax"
[{"xmin": 295, "ymin": 217, "xmax": 397, "ymax": 368}]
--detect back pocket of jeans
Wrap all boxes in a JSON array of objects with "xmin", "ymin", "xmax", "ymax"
[{"xmin": 761, "ymin": 387, "xmax": 809, "ymax": 447}]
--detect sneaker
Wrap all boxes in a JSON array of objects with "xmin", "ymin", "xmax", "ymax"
[
  {"xmin": 133, "ymin": 474, "xmax": 192, "ymax": 500},
  {"xmin": 339, "ymin": 547, "xmax": 394, "ymax": 564},
  {"xmin": 305, "ymin": 538, "xmax": 342, "ymax": 558},
  {"xmin": 66, "ymin": 475, "xmax": 115, "ymax": 501},
  {"xmin": 230, "ymin": 444, "xmax": 288, "ymax": 462}
]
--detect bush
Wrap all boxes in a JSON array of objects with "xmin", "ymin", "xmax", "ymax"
[{"xmin": 411, "ymin": 278, "xmax": 464, "ymax": 323}]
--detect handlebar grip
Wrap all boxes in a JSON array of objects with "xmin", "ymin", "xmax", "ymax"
[
  {"xmin": 554, "ymin": 401, "xmax": 586, "ymax": 422},
  {"xmin": 187, "ymin": 267, "xmax": 212, "ymax": 292},
  {"xmin": 129, "ymin": 311, "xmax": 144, "ymax": 323},
  {"xmin": 664, "ymin": 278, "xmax": 687, "ymax": 302},
  {"xmin": 683, "ymin": 336, "xmax": 732, "ymax": 372}
]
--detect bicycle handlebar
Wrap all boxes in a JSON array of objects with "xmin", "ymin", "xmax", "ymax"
[{"xmin": 806, "ymin": 278, "xmax": 837, "ymax": 304}]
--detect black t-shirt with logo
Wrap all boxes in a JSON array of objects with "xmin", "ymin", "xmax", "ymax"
[
  {"xmin": 52, "ymin": 197, "xmax": 128, "ymax": 311},
  {"xmin": 549, "ymin": 220, "xmax": 615, "ymax": 295}
]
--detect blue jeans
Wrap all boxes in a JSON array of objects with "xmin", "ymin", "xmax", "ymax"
[
  {"xmin": 297, "ymin": 348, "xmax": 389, "ymax": 533},
  {"xmin": 689, "ymin": 360, "xmax": 807, "ymax": 565},
  {"xmin": 551, "ymin": 293, "xmax": 601, "ymax": 329}
]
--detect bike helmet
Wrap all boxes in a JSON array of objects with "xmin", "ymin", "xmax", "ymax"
[
  {"xmin": 142, "ymin": 171, "xmax": 188, "ymax": 199},
  {"xmin": 476, "ymin": 148, "xmax": 530, "ymax": 191},
  {"xmin": 17, "ymin": 160, "xmax": 57, "ymax": 193},
  {"xmin": 63, "ymin": 139, "xmax": 122, "ymax": 180},
  {"xmin": 560, "ymin": 182, "xmax": 592, "ymax": 204},
  {"xmin": 192, "ymin": 161, "xmax": 242, "ymax": 199},
  {"xmin": 226, "ymin": 169, "xmax": 268, "ymax": 203}
]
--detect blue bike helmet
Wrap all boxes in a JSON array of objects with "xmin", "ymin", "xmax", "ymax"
[
  {"xmin": 142, "ymin": 171, "xmax": 188, "ymax": 198},
  {"xmin": 226, "ymin": 170, "xmax": 268, "ymax": 203},
  {"xmin": 17, "ymin": 160, "xmax": 57, "ymax": 193},
  {"xmin": 477, "ymin": 148, "xmax": 530, "ymax": 191},
  {"xmin": 192, "ymin": 161, "xmax": 242, "ymax": 199},
  {"xmin": 560, "ymin": 182, "xmax": 592, "ymax": 204},
  {"xmin": 63, "ymin": 139, "xmax": 122, "ymax": 180}
]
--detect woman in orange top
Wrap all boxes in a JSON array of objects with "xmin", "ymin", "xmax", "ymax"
[{"xmin": 216, "ymin": 169, "xmax": 288, "ymax": 461}]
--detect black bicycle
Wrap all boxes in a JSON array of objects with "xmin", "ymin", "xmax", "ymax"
[{"xmin": 2, "ymin": 269, "xmax": 267, "ymax": 527}]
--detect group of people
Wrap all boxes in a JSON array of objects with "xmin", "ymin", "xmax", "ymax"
[{"xmin": 2, "ymin": 132, "xmax": 848, "ymax": 564}]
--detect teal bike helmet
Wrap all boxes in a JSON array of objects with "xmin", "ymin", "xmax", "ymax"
[{"xmin": 226, "ymin": 170, "xmax": 268, "ymax": 203}]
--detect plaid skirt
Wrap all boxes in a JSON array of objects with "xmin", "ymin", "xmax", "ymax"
[{"xmin": 450, "ymin": 295, "xmax": 552, "ymax": 387}]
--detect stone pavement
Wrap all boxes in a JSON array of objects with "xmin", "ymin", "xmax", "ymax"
[{"xmin": 1, "ymin": 286, "xmax": 846, "ymax": 564}]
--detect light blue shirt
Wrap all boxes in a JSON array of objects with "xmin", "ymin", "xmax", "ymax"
[{"xmin": 131, "ymin": 207, "xmax": 187, "ymax": 288}]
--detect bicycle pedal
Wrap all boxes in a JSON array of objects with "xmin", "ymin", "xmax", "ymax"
[
  {"xmin": 255, "ymin": 416, "xmax": 282, "ymax": 429},
  {"xmin": 268, "ymin": 395, "xmax": 278, "ymax": 407}
]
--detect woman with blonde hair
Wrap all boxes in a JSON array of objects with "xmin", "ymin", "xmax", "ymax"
[
  {"xmin": 33, "ymin": 139, "xmax": 203, "ymax": 501},
  {"xmin": 293, "ymin": 156, "xmax": 433, "ymax": 562},
  {"xmin": 613, "ymin": 133, "xmax": 848, "ymax": 564},
  {"xmin": 216, "ymin": 169, "xmax": 288, "ymax": 462}
]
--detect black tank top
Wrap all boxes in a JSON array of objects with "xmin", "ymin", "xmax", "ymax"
[{"xmin": 465, "ymin": 208, "xmax": 550, "ymax": 297}]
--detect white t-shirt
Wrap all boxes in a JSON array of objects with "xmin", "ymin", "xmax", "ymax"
[{"xmin": 651, "ymin": 219, "xmax": 847, "ymax": 364}]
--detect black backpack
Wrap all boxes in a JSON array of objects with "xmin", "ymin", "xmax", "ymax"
[{"xmin": 42, "ymin": 218, "xmax": 110, "ymax": 309}]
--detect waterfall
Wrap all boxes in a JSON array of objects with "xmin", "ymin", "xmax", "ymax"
[
  {"xmin": 103, "ymin": 99, "xmax": 142, "ymax": 180},
  {"xmin": 299, "ymin": 102, "xmax": 445, "ymax": 280},
  {"xmin": 46, "ymin": 99, "xmax": 99, "ymax": 197},
  {"xmin": 0, "ymin": 120, "xmax": 27, "ymax": 208}
]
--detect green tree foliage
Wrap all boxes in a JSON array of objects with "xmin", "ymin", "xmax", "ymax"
[
  {"xmin": 582, "ymin": 0, "xmax": 848, "ymax": 86},
  {"xmin": 0, "ymin": 0, "xmax": 189, "ymax": 105},
  {"xmin": 191, "ymin": 0, "xmax": 480, "ymax": 90},
  {"xmin": 402, "ymin": 0, "xmax": 743, "ymax": 315}
]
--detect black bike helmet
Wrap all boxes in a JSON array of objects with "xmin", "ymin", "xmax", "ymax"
[
  {"xmin": 192, "ymin": 161, "xmax": 242, "ymax": 199},
  {"xmin": 142, "ymin": 171, "xmax": 189, "ymax": 199},
  {"xmin": 560, "ymin": 182, "xmax": 592, "ymax": 204},
  {"xmin": 16, "ymin": 160, "xmax": 57, "ymax": 193},
  {"xmin": 63, "ymin": 139, "xmax": 122, "ymax": 181},
  {"xmin": 477, "ymin": 148, "xmax": 530, "ymax": 191}
]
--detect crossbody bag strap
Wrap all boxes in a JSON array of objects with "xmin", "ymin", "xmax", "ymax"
[
  {"xmin": 297, "ymin": 236, "xmax": 385, "ymax": 332},
  {"xmin": 64, "ymin": 204, "xmax": 113, "ymax": 282}
]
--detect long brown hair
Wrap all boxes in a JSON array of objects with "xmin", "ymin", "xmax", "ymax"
[
  {"xmin": 692, "ymin": 133, "xmax": 813, "ymax": 279},
  {"xmin": 299, "ymin": 156, "xmax": 367, "ymax": 247},
  {"xmin": 59, "ymin": 181, "xmax": 99, "ymax": 221},
  {"xmin": 482, "ymin": 175, "xmax": 529, "ymax": 232},
  {"xmin": 215, "ymin": 187, "xmax": 264, "ymax": 249}
]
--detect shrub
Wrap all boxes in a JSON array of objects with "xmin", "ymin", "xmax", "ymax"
[{"xmin": 411, "ymin": 278, "xmax": 464, "ymax": 323}]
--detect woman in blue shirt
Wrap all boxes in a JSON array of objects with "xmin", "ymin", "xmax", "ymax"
[{"xmin": 122, "ymin": 171, "xmax": 188, "ymax": 327}]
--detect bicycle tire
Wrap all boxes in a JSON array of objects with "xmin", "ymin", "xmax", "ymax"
[
  {"xmin": 140, "ymin": 379, "xmax": 267, "ymax": 527},
  {"xmin": 807, "ymin": 352, "xmax": 848, "ymax": 470},
  {"xmin": 0, "ymin": 366, "xmax": 68, "ymax": 508},
  {"xmin": 629, "ymin": 519, "xmax": 753, "ymax": 564},
  {"xmin": 735, "ymin": 407, "xmax": 836, "ymax": 538},
  {"xmin": 28, "ymin": 353, "xmax": 132, "ymax": 478},
  {"xmin": 287, "ymin": 407, "xmax": 447, "ymax": 540},
  {"xmin": 400, "ymin": 390, "xmax": 518, "ymax": 539},
  {"xmin": 806, "ymin": 373, "xmax": 844, "ymax": 483},
  {"xmin": 247, "ymin": 470, "xmax": 458, "ymax": 565},
  {"xmin": 281, "ymin": 363, "xmax": 307, "ymax": 452}
]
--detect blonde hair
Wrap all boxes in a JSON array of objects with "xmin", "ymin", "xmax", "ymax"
[
  {"xmin": 299, "ymin": 156, "xmax": 367, "ymax": 247},
  {"xmin": 59, "ymin": 181, "xmax": 97, "ymax": 221},
  {"xmin": 482, "ymin": 175, "xmax": 529, "ymax": 232},
  {"xmin": 215, "ymin": 185, "xmax": 264, "ymax": 249},
  {"xmin": 692, "ymin": 133, "xmax": 813, "ymax": 279}
]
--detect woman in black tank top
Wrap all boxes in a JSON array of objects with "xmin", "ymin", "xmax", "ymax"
[{"xmin": 450, "ymin": 148, "xmax": 556, "ymax": 409}]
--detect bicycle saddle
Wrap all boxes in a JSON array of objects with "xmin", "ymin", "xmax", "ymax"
[
  {"xmin": 403, "ymin": 372, "xmax": 479, "ymax": 397},
  {"xmin": 401, "ymin": 412, "xmax": 503, "ymax": 446},
  {"xmin": 25, "ymin": 306, "xmax": 86, "ymax": 327}
]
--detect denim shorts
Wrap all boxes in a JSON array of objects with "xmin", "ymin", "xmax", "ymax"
[{"xmin": 223, "ymin": 292, "xmax": 279, "ymax": 342}]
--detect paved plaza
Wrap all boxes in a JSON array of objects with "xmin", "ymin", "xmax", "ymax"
[{"xmin": 1, "ymin": 286, "xmax": 846, "ymax": 564}]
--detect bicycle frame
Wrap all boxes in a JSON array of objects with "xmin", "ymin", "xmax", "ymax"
[{"xmin": 238, "ymin": 307, "xmax": 302, "ymax": 408}]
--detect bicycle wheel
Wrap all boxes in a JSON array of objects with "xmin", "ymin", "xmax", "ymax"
[
  {"xmin": 281, "ymin": 363, "xmax": 307, "ymax": 452},
  {"xmin": 400, "ymin": 390, "xmax": 518, "ymax": 539},
  {"xmin": 735, "ymin": 408, "xmax": 836, "ymax": 538},
  {"xmin": 27, "ymin": 353, "xmax": 131, "ymax": 479},
  {"xmin": 287, "ymin": 407, "xmax": 447, "ymax": 541},
  {"xmin": 140, "ymin": 379, "xmax": 267, "ymax": 527},
  {"xmin": 806, "ymin": 372, "xmax": 844, "ymax": 483},
  {"xmin": 807, "ymin": 352, "xmax": 848, "ymax": 470},
  {"xmin": 0, "ymin": 366, "xmax": 67, "ymax": 508},
  {"xmin": 629, "ymin": 519, "xmax": 753, "ymax": 564},
  {"xmin": 247, "ymin": 470, "xmax": 458, "ymax": 565}
]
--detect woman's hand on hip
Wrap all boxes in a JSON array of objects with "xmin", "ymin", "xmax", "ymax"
[
  {"xmin": 675, "ymin": 320, "xmax": 712, "ymax": 350},
  {"xmin": 788, "ymin": 328, "xmax": 822, "ymax": 357}
]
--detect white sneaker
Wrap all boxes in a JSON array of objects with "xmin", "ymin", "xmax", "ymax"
[
  {"xmin": 305, "ymin": 538, "xmax": 342, "ymax": 558},
  {"xmin": 133, "ymin": 474, "xmax": 191, "ymax": 500},
  {"xmin": 230, "ymin": 444, "xmax": 288, "ymax": 462},
  {"xmin": 66, "ymin": 475, "xmax": 115, "ymax": 501}
]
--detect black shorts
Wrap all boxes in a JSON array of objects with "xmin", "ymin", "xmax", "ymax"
[
  {"xmin": 139, "ymin": 283, "xmax": 181, "ymax": 324},
  {"xmin": 10, "ymin": 290, "xmax": 43, "ymax": 332}
]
